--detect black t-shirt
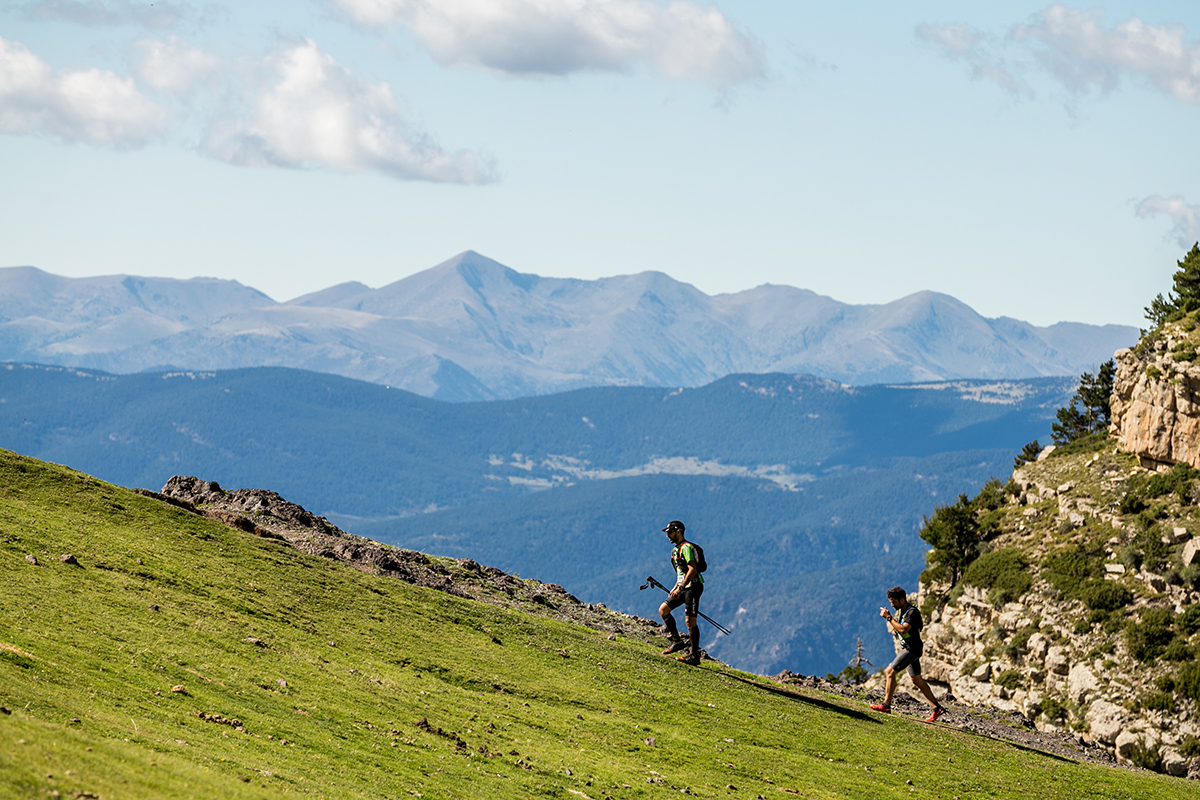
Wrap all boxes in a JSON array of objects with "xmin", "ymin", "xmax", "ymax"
[{"xmin": 894, "ymin": 606, "xmax": 923, "ymax": 650}]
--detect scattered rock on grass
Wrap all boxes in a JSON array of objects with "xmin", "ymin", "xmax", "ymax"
[
  {"xmin": 59, "ymin": 554, "xmax": 78, "ymax": 565},
  {"xmin": 170, "ymin": 685, "xmax": 188, "ymax": 695},
  {"xmin": 25, "ymin": 554, "xmax": 36, "ymax": 565}
]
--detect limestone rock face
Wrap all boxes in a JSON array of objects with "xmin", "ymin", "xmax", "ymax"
[
  {"xmin": 1111, "ymin": 336, "xmax": 1200, "ymax": 469},
  {"xmin": 1045, "ymin": 646, "xmax": 1070, "ymax": 676},
  {"xmin": 1067, "ymin": 663, "xmax": 1100, "ymax": 704},
  {"xmin": 1085, "ymin": 700, "xmax": 1127, "ymax": 746}
]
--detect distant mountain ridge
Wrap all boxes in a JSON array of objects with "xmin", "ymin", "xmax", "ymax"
[{"xmin": 0, "ymin": 251, "xmax": 1136, "ymax": 400}]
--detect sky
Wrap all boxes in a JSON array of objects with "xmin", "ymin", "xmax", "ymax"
[{"xmin": 1, "ymin": 1, "xmax": 1198, "ymax": 328}]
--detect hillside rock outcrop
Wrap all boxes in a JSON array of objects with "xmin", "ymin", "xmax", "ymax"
[
  {"xmin": 894, "ymin": 447, "xmax": 1200, "ymax": 777},
  {"xmin": 147, "ymin": 476, "xmax": 662, "ymax": 644},
  {"xmin": 1111, "ymin": 324, "xmax": 1200, "ymax": 470}
]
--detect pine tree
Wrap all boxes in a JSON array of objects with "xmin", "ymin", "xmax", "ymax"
[
  {"xmin": 1051, "ymin": 359, "xmax": 1115, "ymax": 445},
  {"xmin": 1145, "ymin": 243, "xmax": 1200, "ymax": 326},
  {"xmin": 1171, "ymin": 242, "xmax": 1200, "ymax": 304},
  {"xmin": 1013, "ymin": 440, "xmax": 1042, "ymax": 470},
  {"xmin": 919, "ymin": 494, "xmax": 979, "ymax": 587}
]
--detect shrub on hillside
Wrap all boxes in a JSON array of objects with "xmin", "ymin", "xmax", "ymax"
[
  {"xmin": 1126, "ymin": 608, "xmax": 1175, "ymax": 662},
  {"xmin": 994, "ymin": 669, "xmax": 1022, "ymax": 691},
  {"xmin": 1181, "ymin": 735, "xmax": 1200, "ymax": 759},
  {"xmin": 1162, "ymin": 638, "xmax": 1193, "ymax": 662},
  {"xmin": 1042, "ymin": 545, "xmax": 1103, "ymax": 597},
  {"xmin": 1179, "ymin": 662, "xmax": 1200, "ymax": 704},
  {"xmin": 1140, "ymin": 690, "xmax": 1174, "ymax": 712},
  {"xmin": 1037, "ymin": 697, "xmax": 1068, "ymax": 721},
  {"xmin": 1050, "ymin": 430, "xmax": 1111, "ymax": 458},
  {"xmin": 1181, "ymin": 564, "xmax": 1200, "ymax": 591},
  {"xmin": 1126, "ymin": 739, "xmax": 1163, "ymax": 772},
  {"xmin": 1142, "ymin": 462, "xmax": 1200, "ymax": 503},
  {"xmin": 1076, "ymin": 580, "xmax": 1132, "ymax": 612},
  {"xmin": 1178, "ymin": 604, "xmax": 1200, "ymax": 635},
  {"xmin": 963, "ymin": 548, "xmax": 1031, "ymax": 607}
]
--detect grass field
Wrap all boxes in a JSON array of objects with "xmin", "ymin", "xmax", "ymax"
[{"xmin": 0, "ymin": 448, "xmax": 1191, "ymax": 799}]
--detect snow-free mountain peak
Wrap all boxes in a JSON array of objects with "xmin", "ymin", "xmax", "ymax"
[{"xmin": 0, "ymin": 252, "xmax": 1138, "ymax": 400}]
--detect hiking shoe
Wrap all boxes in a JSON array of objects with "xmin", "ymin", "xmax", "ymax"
[
  {"xmin": 925, "ymin": 706, "xmax": 944, "ymax": 723},
  {"xmin": 675, "ymin": 653, "xmax": 701, "ymax": 666},
  {"xmin": 869, "ymin": 703, "xmax": 891, "ymax": 713},
  {"xmin": 661, "ymin": 640, "xmax": 687, "ymax": 655}
]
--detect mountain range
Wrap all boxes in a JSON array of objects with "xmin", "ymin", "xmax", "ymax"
[{"xmin": 0, "ymin": 251, "xmax": 1136, "ymax": 400}]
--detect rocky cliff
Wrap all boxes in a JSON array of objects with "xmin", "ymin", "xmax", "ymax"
[
  {"xmin": 1110, "ymin": 319, "xmax": 1200, "ymax": 470},
  {"xmin": 894, "ymin": 442, "xmax": 1200, "ymax": 779}
]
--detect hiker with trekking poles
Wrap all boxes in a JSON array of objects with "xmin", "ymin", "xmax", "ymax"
[
  {"xmin": 869, "ymin": 586, "xmax": 945, "ymax": 723},
  {"xmin": 655, "ymin": 520, "xmax": 706, "ymax": 666}
]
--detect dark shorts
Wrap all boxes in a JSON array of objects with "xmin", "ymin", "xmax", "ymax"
[
  {"xmin": 665, "ymin": 583, "xmax": 703, "ymax": 617},
  {"xmin": 888, "ymin": 646, "xmax": 922, "ymax": 678}
]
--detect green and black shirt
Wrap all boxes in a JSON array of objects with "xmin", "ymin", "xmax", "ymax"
[{"xmin": 671, "ymin": 542, "xmax": 704, "ymax": 589}]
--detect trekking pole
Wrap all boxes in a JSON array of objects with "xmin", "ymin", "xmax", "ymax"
[{"xmin": 639, "ymin": 575, "xmax": 731, "ymax": 635}]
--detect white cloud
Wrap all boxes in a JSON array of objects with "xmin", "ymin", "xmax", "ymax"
[
  {"xmin": 24, "ymin": 0, "xmax": 217, "ymax": 30},
  {"xmin": 132, "ymin": 36, "xmax": 222, "ymax": 97},
  {"xmin": 1014, "ymin": 5, "xmax": 1200, "ymax": 104},
  {"xmin": 204, "ymin": 39, "xmax": 491, "ymax": 184},
  {"xmin": 330, "ymin": 0, "xmax": 763, "ymax": 88},
  {"xmin": 1137, "ymin": 195, "xmax": 1200, "ymax": 249},
  {"xmin": 0, "ymin": 35, "xmax": 166, "ymax": 147},
  {"xmin": 915, "ymin": 22, "xmax": 1034, "ymax": 97}
]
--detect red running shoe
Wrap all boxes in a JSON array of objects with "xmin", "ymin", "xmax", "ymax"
[
  {"xmin": 925, "ymin": 706, "xmax": 944, "ymax": 723},
  {"xmin": 869, "ymin": 703, "xmax": 891, "ymax": 713},
  {"xmin": 661, "ymin": 640, "xmax": 686, "ymax": 655}
]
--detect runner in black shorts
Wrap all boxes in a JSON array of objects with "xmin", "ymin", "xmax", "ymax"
[
  {"xmin": 659, "ymin": 520, "xmax": 704, "ymax": 666},
  {"xmin": 869, "ymin": 586, "xmax": 945, "ymax": 722}
]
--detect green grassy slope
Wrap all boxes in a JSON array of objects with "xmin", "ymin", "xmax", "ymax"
[{"xmin": 0, "ymin": 449, "xmax": 1188, "ymax": 799}]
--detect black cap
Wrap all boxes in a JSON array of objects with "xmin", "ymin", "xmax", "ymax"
[{"xmin": 662, "ymin": 520, "xmax": 685, "ymax": 533}]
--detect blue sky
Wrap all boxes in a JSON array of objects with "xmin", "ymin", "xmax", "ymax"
[{"xmin": 1, "ymin": 1, "xmax": 1197, "ymax": 327}]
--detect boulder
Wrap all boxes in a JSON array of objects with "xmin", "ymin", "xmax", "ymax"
[
  {"xmin": 1085, "ymin": 700, "xmax": 1126, "ymax": 745},
  {"xmin": 1104, "ymin": 563, "xmax": 1126, "ymax": 574},
  {"xmin": 1162, "ymin": 748, "xmax": 1188, "ymax": 777},
  {"xmin": 972, "ymin": 663, "xmax": 992, "ymax": 682},
  {"xmin": 1067, "ymin": 663, "xmax": 1100, "ymax": 704},
  {"xmin": 1045, "ymin": 646, "xmax": 1070, "ymax": 676},
  {"xmin": 1057, "ymin": 481, "xmax": 1076, "ymax": 494},
  {"xmin": 1115, "ymin": 729, "xmax": 1156, "ymax": 760},
  {"xmin": 1142, "ymin": 572, "xmax": 1166, "ymax": 592},
  {"xmin": 1037, "ymin": 445, "xmax": 1057, "ymax": 461},
  {"xmin": 1025, "ymin": 632, "xmax": 1049, "ymax": 663},
  {"xmin": 1184, "ymin": 538, "xmax": 1200, "ymax": 567},
  {"xmin": 997, "ymin": 610, "xmax": 1025, "ymax": 631},
  {"xmin": 949, "ymin": 679, "xmax": 993, "ymax": 707},
  {"xmin": 919, "ymin": 656, "xmax": 955, "ymax": 684}
]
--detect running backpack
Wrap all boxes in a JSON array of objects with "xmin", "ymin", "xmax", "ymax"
[{"xmin": 689, "ymin": 541, "xmax": 708, "ymax": 573}]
